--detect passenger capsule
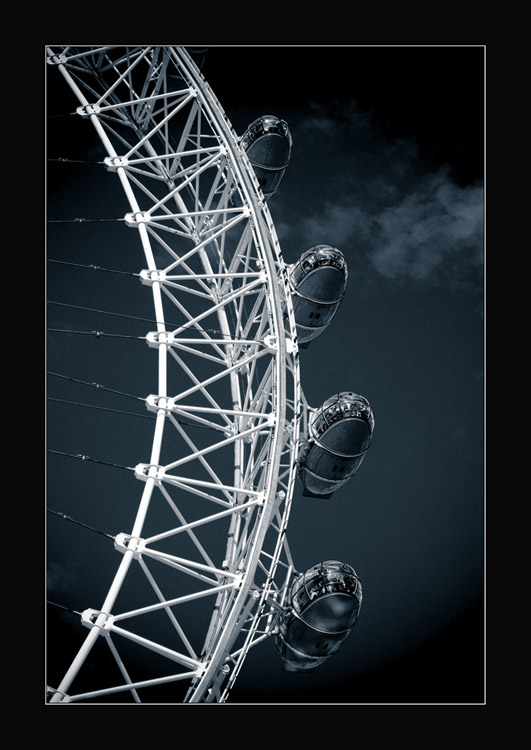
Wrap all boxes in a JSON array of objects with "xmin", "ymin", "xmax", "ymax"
[
  {"xmin": 275, "ymin": 560, "xmax": 362, "ymax": 672},
  {"xmin": 289, "ymin": 245, "xmax": 347, "ymax": 347},
  {"xmin": 240, "ymin": 115, "xmax": 292, "ymax": 199},
  {"xmin": 298, "ymin": 392, "xmax": 374, "ymax": 498}
]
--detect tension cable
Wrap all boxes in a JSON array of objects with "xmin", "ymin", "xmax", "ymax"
[
  {"xmin": 47, "ymin": 601, "xmax": 82, "ymax": 616},
  {"xmin": 47, "ymin": 371, "xmax": 143, "ymax": 402},
  {"xmin": 47, "ymin": 449, "xmax": 133, "ymax": 472},
  {"xmin": 47, "ymin": 397, "xmax": 154, "ymax": 420},
  {"xmin": 47, "ymin": 508, "xmax": 115, "ymax": 540},
  {"xmin": 47, "ymin": 217, "xmax": 124, "ymax": 223},
  {"xmin": 47, "ymin": 258, "xmax": 138, "ymax": 277},
  {"xmin": 47, "ymin": 299, "xmax": 246, "ymax": 340},
  {"xmin": 46, "ymin": 379, "xmax": 218, "ymax": 430},
  {"xmin": 47, "ymin": 328, "xmax": 143, "ymax": 340},
  {"xmin": 48, "ymin": 156, "xmax": 103, "ymax": 164}
]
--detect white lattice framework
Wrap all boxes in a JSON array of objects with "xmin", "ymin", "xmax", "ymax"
[{"xmin": 47, "ymin": 45, "xmax": 302, "ymax": 703}]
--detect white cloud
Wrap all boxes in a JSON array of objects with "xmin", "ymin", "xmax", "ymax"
[
  {"xmin": 298, "ymin": 203, "xmax": 373, "ymax": 249},
  {"xmin": 371, "ymin": 171, "xmax": 484, "ymax": 281},
  {"xmin": 47, "ymin": 561, "xmax": 81, "ymax": 596},
  {"xmin": 275, "ymin": 104, "xmax": 483, "ymax": 288}
]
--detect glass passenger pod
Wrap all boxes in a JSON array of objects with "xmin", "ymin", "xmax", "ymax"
[
  {"xmin": 298, "ymin": 393, "xmax": 374, "ymax": 497},
  {"xmin": 290, "ymin": 246, "xmax": 348, "ymax": 343},
  {"xmin": 240, "ymin": 115, "xmax": 292, "ymax": 197},
  {"xmin": 275, "ymin": 561, "xmax": 362, "ymax": 671}
]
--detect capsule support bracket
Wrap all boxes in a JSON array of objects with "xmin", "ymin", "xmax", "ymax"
[{"xmin": 263, "ymin": 334, "xmax": 296, "ymax": 355}]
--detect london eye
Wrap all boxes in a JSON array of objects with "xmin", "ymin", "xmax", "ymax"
[{"xmin": 46, "ymin": 45, "xmax": 375, "ymax": 704}]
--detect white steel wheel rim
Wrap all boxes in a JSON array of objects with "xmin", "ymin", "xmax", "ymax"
[{"xmin": 47, "ymin": 46, "xmax": 301, "ymax": 704}]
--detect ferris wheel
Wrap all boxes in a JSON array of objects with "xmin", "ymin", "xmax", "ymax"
[{"xmin": 46, "ymin": 46, "xmax": 373, "ymax": 704}]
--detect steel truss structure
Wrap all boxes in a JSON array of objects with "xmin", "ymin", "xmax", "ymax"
[{"xmin": 47, "ymin": 46, "xmax": 302, "ymax": 703}]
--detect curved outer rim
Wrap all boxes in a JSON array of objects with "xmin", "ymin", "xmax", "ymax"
[
  {"xmin": 47, "ymin": 46, "xmax": 301, "ymax": 704},
  {"xmin": 172, "ymin": 47, "xmax": 297, "ymax": 703}
]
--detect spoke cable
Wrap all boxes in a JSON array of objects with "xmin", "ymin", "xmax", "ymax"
[
  {"xmin": 47, "ymin": 601, "xmax": 82, "ymax": 616},
  {"xmin": 48, "ymin": 157, "xmax": 103, "ymax": 164},
  {"xmin": 47, "ymin": 112, "xmax": 78, "ymax": 119},
  {"xmin": 48, "ymin": 328, "xmax": 143, "ymax": 340},
  {"xmin": 47, "ymin": 508, "xmax": 115, "ymax": 539},
  {"xmin": 47, "ymin": 449, "xmax": 133, "ymax": 472},
  {"xmin": 47, "ymin": 300, "xmax": 247, "ymax": 339},
  {"xmin": 48, "ymin": 300, "xmax": 163, "ymax": 327},
  {"xmin": 47, "ymin": 217, "xmax": 125, "ymax": 224},
  {"xmin": 48, "ymin": 396, "xmax": 154, "ymax": 420},
  {"xmin": 47, "ymin": 258, "xmax": 138, "ymax": 277},
  {"xmin": 47, "ymin": 371, "xmax": 144, "ymax": 401},
  {"xmin": 47, "ymin": 375, "xmax": 219, "ymax": 430}
]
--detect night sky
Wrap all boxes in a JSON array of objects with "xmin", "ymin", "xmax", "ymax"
[{"xmin": 46, "ymin": 45, "xmax": 484, "ymax": 707}]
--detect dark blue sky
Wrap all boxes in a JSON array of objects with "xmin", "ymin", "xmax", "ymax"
[{"xmin": 46, "ymin": 45, "xmax": 484, "ymax": 706}]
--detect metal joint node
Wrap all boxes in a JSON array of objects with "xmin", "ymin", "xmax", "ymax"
[
  {"xmin": 47, "ymin": 54, "xmax": 67, "ymax": 65},
  {"xmin": 263, "ymin": 334, "xmax": 296, "ymax": 354},
  {"xmin": 76, "ymin": 104, "xmax": 101, "ymax": 117},
  {"xmin": 134, "ymin": 462, "xmax": 163, "ymax": 483},
  {"xmin": 81, "ymin": 608, "xmax": 112, "ymax": 632},
  {"xmin": 145, "ymin": 394, "xmax": 170, "ymax": 413},
  {"xmin": 104, "ymin": 156, "xmax": 128, "ymax": 171},
  {"xmin": 140, "ymin": 269, "xmax": 167, "ymax": 286},
  {"xmin": 262, "ymin": 334, "xmax": 277, "ymax": 353},
  {"xmin": 114, "ymin": 532, "xmax": 143, "ymax": 556},
  {"xmin": 146, "ymin": 331, "xmax": 173, "ymax": 348},
  {"xmin": 125, "ymin": 211, "xmax": 149, "ymax": 226}
]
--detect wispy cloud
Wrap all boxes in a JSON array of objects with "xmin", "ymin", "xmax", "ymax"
[
  {"xmin": 47, "ymin": 561, "xmax": 81, "ymax": 597},
  {"xmin": 273, "ymin": 102, "xmax": 484, "ymax": 289},
  {"xmin": 368, "ymin": 171, "xmax": 483, "ymax": 282}
]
